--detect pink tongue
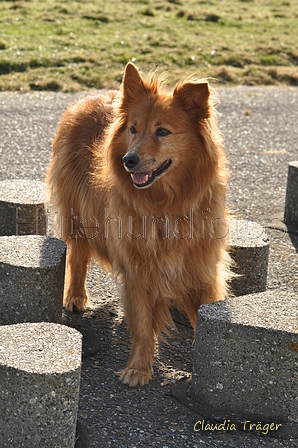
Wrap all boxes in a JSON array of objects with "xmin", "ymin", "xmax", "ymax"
[{"xmin": 132, "ymin": 171, "xmax": 152, "ymax": 185}]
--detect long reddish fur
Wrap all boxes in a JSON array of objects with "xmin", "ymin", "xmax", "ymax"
[{"xmin": 47, "ymin": 63, "xmax": 231, "ymax": 386}]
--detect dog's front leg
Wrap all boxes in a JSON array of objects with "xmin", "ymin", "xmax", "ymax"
[{"xmin": 118, "ymin": 284, "xmax": 155, "ymax": 386}]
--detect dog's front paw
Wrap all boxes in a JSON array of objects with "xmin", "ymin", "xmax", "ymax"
[
  {"xmin": 63, "ymin": 292, "xmax": 91, "ymax": 312},
  {"xmin": 118, "ymin": 366, "xmax": 152, "ymax": 387}
]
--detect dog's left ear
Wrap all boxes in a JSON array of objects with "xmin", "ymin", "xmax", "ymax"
[
  {"xmin": 122, "ymin": 63, "xmax": 145, "ymax": 101},
  {"xmin": 173, "ymin": 81, "xmax": 210, "ymax": 119}
]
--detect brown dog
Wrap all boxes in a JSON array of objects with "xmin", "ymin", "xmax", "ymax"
[{"xmin": 47, "ymin": 63, "xmax": 231, "ymax": 386}]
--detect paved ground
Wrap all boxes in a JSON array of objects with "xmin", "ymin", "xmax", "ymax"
[{"xmin": 0, "ymin": 86, "xmax": 297, "ymax": 447}]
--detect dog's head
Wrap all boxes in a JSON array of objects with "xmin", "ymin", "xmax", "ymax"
[{"xmin": 109, "ymin": 63, "xmax": 225, "ymax": 209}]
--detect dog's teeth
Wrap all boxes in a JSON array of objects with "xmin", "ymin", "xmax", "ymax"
[
  {"xmin": 145, "ymin": 175, "xmax": 148, "ymax": 182},
  {"xmin": 130, "ymin": 174, "xmax": 133, "ymax": 179}
]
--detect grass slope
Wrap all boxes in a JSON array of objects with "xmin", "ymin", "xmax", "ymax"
[{"xmin": 0, "ymin": 0, "xmax": 297, "ymax": 91}]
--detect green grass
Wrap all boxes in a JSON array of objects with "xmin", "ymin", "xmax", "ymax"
[{"xmin": 0, "ymin": 0, "xmax": 297, "ymax": 91}]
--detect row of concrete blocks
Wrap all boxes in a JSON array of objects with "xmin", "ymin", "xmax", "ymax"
[
  {"xmin": 0, "ymin": 181, "xmax": 81, "ymax": 447},
  {"xmin": 0, "ymin": 162, "xmax": 297, "ymax": 445}
]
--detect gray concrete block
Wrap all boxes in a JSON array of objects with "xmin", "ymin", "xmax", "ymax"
[
  {"xmin": 228, "ymin": 219, "xmax": 269, "ymax": 296},
  {"xmin": 0, "ymin": 180, "xmax": 46, "ymax": 236},
  {"xmin": 0, "ymin": 236, "xmax": 66, "ymax": 325},
  {"xmin": 0, "ymin": 322, "xmax": 82, "ymax": 448},
  {"xmin": 284, "ymin": 161, "xmax": 298, "ymax": 228},
  {"xmin": 191, "ymin": 289, "xmax": 298, "ymax": 422}
]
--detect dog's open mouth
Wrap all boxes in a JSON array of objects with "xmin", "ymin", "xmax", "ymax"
[{"xmin": 130, "ymin": 159, "xmax": 172, "ymax": 188}]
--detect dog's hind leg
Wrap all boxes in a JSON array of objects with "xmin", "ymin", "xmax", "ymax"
[{"xmin": 63, "ymin": 238, "xmax": 92, "ymax": 312}]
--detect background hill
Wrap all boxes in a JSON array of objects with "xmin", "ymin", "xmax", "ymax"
[{"xmin": 0, "ymin": 0, "xmax": 297, "ymax": 91}]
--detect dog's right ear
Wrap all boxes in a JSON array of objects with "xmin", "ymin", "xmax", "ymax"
[{"xmin": 122, "ymin": 63, "xmax": 145, "ymax": 101}]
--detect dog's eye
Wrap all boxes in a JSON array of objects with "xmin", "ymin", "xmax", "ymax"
[
  {"xmin": 156, "ymin": 128, "xmax": 171, "ymax": 137},
  {"xmin": 130, "ymin": 126, "xmax": 137, "ymax": 135}
]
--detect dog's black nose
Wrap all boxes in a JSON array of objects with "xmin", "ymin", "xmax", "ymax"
[{"xmin": 122, "ymin": 152, "xmax": 140, "ymax": 169}]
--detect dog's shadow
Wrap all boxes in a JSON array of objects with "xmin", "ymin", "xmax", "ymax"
[{"xmin": 289, "ymin": 231, "xmax": 298, "ymax": 254}]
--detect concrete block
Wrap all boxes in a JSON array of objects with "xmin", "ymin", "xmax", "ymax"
[
  {"xmin": 284, "ymin": 161, "xmax": 298, "ymax": 228},
  {"xmin": 0, "ymin": 236, "xmax": 66, "ymax": 325},
  {"xmin": 228, "ymin": 219, "xmax": 269, "ymax": 296},
  {"xmin": 191, "ymin": 289, "xmax": 298, "ymax": 422},
  {"xmin": 0, "ymin": 322, "xmax": 82, "ymax": 448},
  {"xmin": 0, "ymin": 180, "xmax": 46, "ymax": 236}
]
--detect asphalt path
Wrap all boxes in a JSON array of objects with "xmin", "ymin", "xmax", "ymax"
[{"xmin": 0, "ymin": 87, "xmax": 297, "ymax": 447}]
